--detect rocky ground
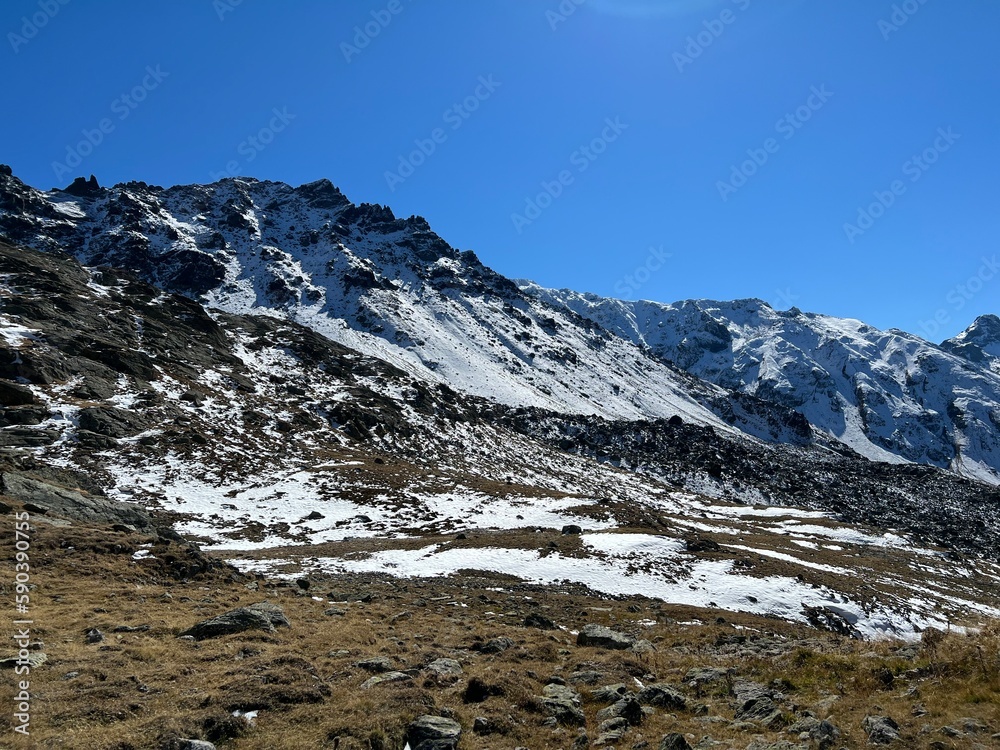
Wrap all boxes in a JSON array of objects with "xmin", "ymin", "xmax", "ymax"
[
  {"xmin": 0, "ymin": 496, "xmax": 998, "ymax": 750},
  {"xmin": 1, "ymin": 238, "xmax": 999, "ymax": 748}
]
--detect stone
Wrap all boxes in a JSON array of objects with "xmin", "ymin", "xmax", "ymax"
[
  {"xmin": 683, "ymin": 667, "xmax": 732, "ymax": 686},
  {"xmin": 0, "ymin": 471, "xmax": 153, "ymax": 529},
  {"xmin": 595, "ymin": 716, "xmax": 629, "ymax": 744},
  {"xmin": 356, "ymin": 656, "xmax": 394, "ymax": 673},
  {"xmin": 0, "ymin": 427, "xmax": 59, "ymax": 447},
  {"xmin": 659, "ymin": 733, "xmax": 693, "ymax": 750},
  {"xmin": 77, "ymin": 405, "xmax": 147, "ymax": 438},
  {"xmin": 596, "ymin": 695, "xmax": 643, "ymax": 726},
  {"xmin": 810, "ymin": 719, "xmax": 842, "ymax": 749},
  {"xmin": 476, "ymin": 636, "xmax": 514, "ymax": 654},
  {"xmin": 637, "ymin": 683, "xmax": 687, "ymax": 710},
  {"xmin": 524, "ymin": 612, "xmax": 555, "ymax": 629},
  {"xmin": 85, "ymin": 628, "xmax": 104, "ymax": 644},
  {"xmin": 174, "ymin": 742, "xmax": 217, "ymax": 750},
  {"xmin": 577, "ymin": 623, "xmax": 636, "ymax": 650},
  {"xmin": 406, "ymin": 715, "xmax": 462, "ymax": 750},
  {"xmin": 0, "ymin": 380, "xmax": 35, "ymax": 406},
  {"xmin": 539, "ymin": 683, "xmax": 585, "ymax": 726},
  {"xmin": 862, "ymin": 715, "xmax": 901, "ymax": 745},
  {"xmin": 178, "ymin": 601, "xmax": 289, "ymax": 640},
  {"xmin": 736, "ymin": 696, "xmax": 786, "ymax": 730},
  {"xmin": 361, "ymin": 671, "xmax": 412, "ymax": 689},
  {"xmin": 561, "ymin": 524, "xmax": 583, "ymax": 535},
  {"xmin": 426, "ymin": 657, "xmax": 463, "ymax": 683},
  {"xmin": 591, "ymin": 683, "xmax": 630, "ymax": 703},
  {"xmin": 180, "ymin": 389, "xmax": 206, "ymax": 406}
]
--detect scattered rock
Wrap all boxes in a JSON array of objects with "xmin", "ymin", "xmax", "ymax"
[
  {"xmin": 406, "ymin": 714, "xmax": 462, "ymax": 750},
  {"xmin": 803, "ymin": 605, "xmax": 861, "ymax": 639},
  {"xmin": 637, "ymin": 683, "xmax": 687, "ymax": 710},
  {"xmin": 85, "ymin": 628, "xmax": 104, "ymax": 644},
  {"xmin": 577, "ymin": 623, "xmax": 636, "ymax": 650},
  {"xmin": 178, "ymin": 601, "xmax": 290, "ymax": 640},
  {"xmin": 475, "ymin": 636, "xmax": 514, "ymax": 654},
  {"xmin": 862, "ymin": 715, "xmax": 901, "ymax": 745},
  {"xmin": 0, "ymin": 380, "xmax": 36, "ymax": 406},
  {"xmin": 361, "ymin": 671, "xmax": 412, "ymax": 689},
  {"xmin": 539, "ymin": 683, "xmax": 585, "ymax": 726},
  {"xmin": 596, "ymin": 695, "xmax": 643, "ymax": 726},
  {"xmin": 0, "ymin": 652, "xmax": 46, "ymax": 669},
  {"xmin": 524, "ymin": 612, "xmax": 555, "ymax": 629},
  {"xmin": 659, "ymin": 733, "xmax": 693, "ymax": 750},
  {"xmin": 426, "ymin": 657, "xmax": 463, "ymax": 684},
  {"xmin": 561, "ymin": 524, "xmax": 583, "ymax": 535},
  {"xmin": 356, "ymin": 656, "xmax": 394, "ymax": 673}
]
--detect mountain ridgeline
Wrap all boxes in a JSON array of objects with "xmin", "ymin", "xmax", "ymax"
[{"xmin": 0, "ymin": 166, "xmax": 998, "ymax": 490}]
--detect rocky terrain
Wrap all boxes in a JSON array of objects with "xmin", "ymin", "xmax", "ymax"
[
  {"xmin": 0, "ymin": 165, "xmax": 998, "ymax": 748},
  {"xmin": 1, "ymin": 498, "xmax": 999, "ymax": 749}
]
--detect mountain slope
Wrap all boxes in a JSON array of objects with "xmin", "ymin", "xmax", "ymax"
[
  {"xmin": 520, "ymin": 284, "xmax": 1000, "ymax": 485},
  {"xmin": 1, "ymin": 166, "xmax": 998, "ymax": 481},
  {"xmin": 0, "ymin": 169, "xmax": 734, "ymax": 430},
  {"xmin": 2, "ymin": 237, "xmax": 999, "ymax": 641}
]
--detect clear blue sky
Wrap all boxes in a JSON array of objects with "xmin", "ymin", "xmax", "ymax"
[{"xmin": 3, "ymin": 0, "xmax": 998, "ymax": 339}]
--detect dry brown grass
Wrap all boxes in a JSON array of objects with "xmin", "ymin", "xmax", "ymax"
[{"xmin": 0, "ymin": 508, "xmax": 997, "ymax": 750}]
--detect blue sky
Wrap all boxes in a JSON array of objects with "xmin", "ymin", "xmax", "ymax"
[{"xmin": 3, "ymin": 0, "xmax": 998, "ymax": 340}]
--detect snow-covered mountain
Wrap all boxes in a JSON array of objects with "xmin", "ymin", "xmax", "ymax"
[
  {"xmin": 943, "ymin": 314, "xmax": 1000, "ymax": 376},
  {"xmin": 520, "ymin": 286, "xmax": 1000, "ymax": 485},
  {"xmin": 1, "ymin": 166, "xmax": 998, "ymax": 485},
  {"xmin": 0, "ymin": 169, "xmax": 733, "ymax": 428}
]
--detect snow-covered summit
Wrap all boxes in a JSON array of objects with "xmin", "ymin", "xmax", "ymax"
[{"xmin": 522, "ymin": 284, "xmax": 1000, "ymax": 485}]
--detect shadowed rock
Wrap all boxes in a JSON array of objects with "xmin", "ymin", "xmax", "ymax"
[{"xmin": 178, "ymin": 601, "xmax": 289, "ymax": 640}]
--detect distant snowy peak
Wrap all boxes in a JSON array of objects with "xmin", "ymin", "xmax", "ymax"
[
  {"xmin": 943, "ymin": 314, "xmax": 1000, "ymax": 374},
  {"xmin": 522, "ymin": 283, "xmax": 1000, "ymax": 485}
]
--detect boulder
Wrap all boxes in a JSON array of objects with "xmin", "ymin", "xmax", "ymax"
[
  {"xmin": 524, "ymin": 612, "xmax": 555, "ymax": 629},
  {"xmin": 862, "ymin": 715, "xmax": 900, "ymax": 745},
  {"xmin": 596, "ymin": 696, "xmax": 643, "ymax": 726},
  {"xmin": 659, "ymin": 733, "xmax": 693, "ymax": 750},
  {"xmin": 0, "ymin": 380, "xmax": 35, "ymax": 406},
  {"xmin": 577, "ymin": 623, "xmax": 635, "ymax": 650},
  {"xmin": 637, "ymin": 683, "xmax": 687, "ymax": 710},
  {"xmin": 178, "ymin": 601, "xmax": 289, "ymax": 640},
  {"xmin": 475, "ymin": 636, "xmax": 514, "ymax": 654},
  {"xmin": 361, "ymin": 671, "xmax": 412, "ymax": 689},
  {"xmin": 356, "ymin": 656, "xmax": 394, "ymax": 673},
  {"xmin": 539, "ymin": 683, "xmax": 585, "ymax": 726},
  {"xmin": 78, "ymin": 406, "xmax": 147, "ymax": 438},
  {"xmin": 406, "ymin": 715, "xmax": 462, "ymax": 750},
  {"xmin": 0, "ymin": 472, "xmax": 153, "ymax": 529},
  {"xmin": 0, "ymin": 428, "xmax": 59, "ymax": 447}
]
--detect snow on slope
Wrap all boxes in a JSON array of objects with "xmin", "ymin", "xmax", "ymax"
[
  {"xmin": 0, "ymin": 172, "xmax": 728, "ymax": 429},
  {"xmin": 943, "ymin": 314, "xmax": 1000, "ymax": 376},
  {"xmin": 521, "ymin": 284, "xmax": 1000, "ymax": 484}
]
